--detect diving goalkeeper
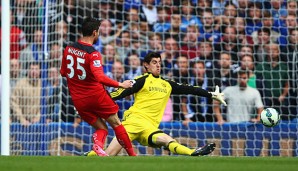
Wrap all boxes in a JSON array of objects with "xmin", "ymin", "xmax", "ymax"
[{"xmin": 86, "ymin": 52, "xmax": 227, "ymax": 156}]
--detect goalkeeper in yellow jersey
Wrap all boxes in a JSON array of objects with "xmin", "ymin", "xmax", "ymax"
[{"xmin": 85, "ymin": 52, "xmax": 226, "ymax": 156}]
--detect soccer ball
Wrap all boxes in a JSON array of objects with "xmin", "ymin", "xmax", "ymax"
[{"xmin": 260, "ymin": 108, "xmax": 280, "ymax": 127}]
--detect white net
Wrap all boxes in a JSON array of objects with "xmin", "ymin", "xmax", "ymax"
[{"xmin": 2, "ymin": 0, "xmax": 298, "ymax": 156}]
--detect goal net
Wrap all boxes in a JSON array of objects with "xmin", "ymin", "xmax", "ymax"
[{"xmin": 2, "ymin": 0, "xmax": 297, "ymax": 156}]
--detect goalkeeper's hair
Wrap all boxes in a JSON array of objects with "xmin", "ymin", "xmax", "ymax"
[
  {"xmin": 143, "ymin": 52, "xmax": 161, "ymax": 63},
  {"xmin": 81, "ymin": 17, "xmax": 101, "ymax": 37}
]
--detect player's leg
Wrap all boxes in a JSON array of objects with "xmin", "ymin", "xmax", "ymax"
[
  {"xmin": 73, "ymin": 97, "xmax": 110, "ymax": 156},
  {"xmin": 84, "ymin": 92, "xmax": 135, "ymax": 156},
  {"xmin": 150, "ymin": 132, "xmax": 215, "ymax": 156},
  {"xmin": 150, "ymin": 132, "xmax": 194, "ymax": 155},
  {"xmin": 105, "ymin": 137, "xmax": 123, "ymax": 156},
  {"xmin": 89, "ymin": 117, "xmax": 109, "ymax": 156},
  {"xmin": 74, "ymin": 94, "xmax": 126, "ymax": 156},
  {"xmin": 105, "ymin": 114, "xmax": 136, "ymax": 156},
  {"xmin": 76, "ymin": 116, "xmax": 109, "ymax": 156},
  {"xmin": 104, "ymin": 124, "xmax": 139, "ymax": 156}
]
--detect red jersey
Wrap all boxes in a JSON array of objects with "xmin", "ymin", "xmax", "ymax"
[{"xmin": 60, "ymin": 40, "xmax": 119, "ymax": 100}]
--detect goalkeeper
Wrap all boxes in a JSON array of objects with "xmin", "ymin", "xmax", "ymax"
[{"xmin": 86, "ymin": 52, "xmax": 226, "ymax": 156}]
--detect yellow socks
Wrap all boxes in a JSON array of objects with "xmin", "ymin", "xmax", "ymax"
[{"xmin": 167, "ymin": 141, "xmax": 193, "ymax": 155}]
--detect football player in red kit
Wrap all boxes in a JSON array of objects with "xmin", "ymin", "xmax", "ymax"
[{"xmin": 60, "ymin": 17, "xmax": 136, "ymax": 156}]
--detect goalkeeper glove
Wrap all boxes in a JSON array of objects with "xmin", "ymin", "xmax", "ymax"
[{"xmin": 211, "ymin": 85, "xmax": 227, "ymax": 106}]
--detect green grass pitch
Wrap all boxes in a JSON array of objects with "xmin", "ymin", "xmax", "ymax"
[{"xmin": 0, "ymin": 156, "xmax": 297, "ymax": 171}]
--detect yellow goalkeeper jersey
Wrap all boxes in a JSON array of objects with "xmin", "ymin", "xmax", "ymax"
[{"xmin": 110, "ymin": 73, "xmax": 212, "ymax": 128}]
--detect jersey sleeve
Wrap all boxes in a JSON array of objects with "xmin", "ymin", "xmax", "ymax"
[
  {"xmin": 110, "ymin": 75, "xmax": 146, "ymax": 100},
  {"xmin": 167, "ymin": 79, "xmax": 212, "ymax": 98},
  {"xmin": 89, "ymin": 52, "xmax": 119, "ymax": 87}
]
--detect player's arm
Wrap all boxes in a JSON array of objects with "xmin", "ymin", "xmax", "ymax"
[
  {"xmin": 110, "ymin": 75, "xmax": 146, "ymax": 100},
  {"xmin": 60, "ymin": 48, "xmax": 68, "ymax": 77},
  {"xmin": 167, "ymin": 80, "xmax": 227, "ymax": 106},
  {"xmin": 90, "ymin": 52, "xmax": 121, "ymax": 87},
  {"xmin": 168, "ymin": 80, "xmax": 212, "ymax": 97}
]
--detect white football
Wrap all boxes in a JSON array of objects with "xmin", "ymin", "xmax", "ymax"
[{"xmin": 260, "ymin": 108, "xmax": 280, "ymax": 127}]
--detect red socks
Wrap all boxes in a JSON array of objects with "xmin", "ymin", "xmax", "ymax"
[
  {"xmin": 113, "ymin": 125, "xmax": 136, "ymax": 156},
  {"xmin": 92, "ymin": 129, "xmax": 108, "ymax": 148},
  {"xmin": 93, "ymin": 126, "xmax": 136, "ymax": 156}
]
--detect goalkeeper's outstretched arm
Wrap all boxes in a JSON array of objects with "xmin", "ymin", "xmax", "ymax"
[{"xmin": 167, "ymin": 80, "xmax": 226, "ymax": 106}]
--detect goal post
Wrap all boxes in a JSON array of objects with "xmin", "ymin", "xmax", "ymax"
[{"xmin": 1, "ymin": 0, "xmax": 11, "ymax": 156}]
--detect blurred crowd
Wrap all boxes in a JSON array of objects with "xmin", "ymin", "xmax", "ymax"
[{"xmin": 1, "ymin": 0, "xmax": 298, "ymax": 127}]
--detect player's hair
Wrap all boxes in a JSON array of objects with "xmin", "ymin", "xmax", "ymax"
[
  {"xmin": 143, "ymin": 52, "xmax": 161, "ymax": 65},
  {"xmin": 81, "ymin": 17, "xmax": 101, "ymax": 37}
]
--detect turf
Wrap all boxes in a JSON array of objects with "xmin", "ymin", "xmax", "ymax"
[{"xmin": 0, "ymin": 156, "xmax": 297, "ymax": 171}]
